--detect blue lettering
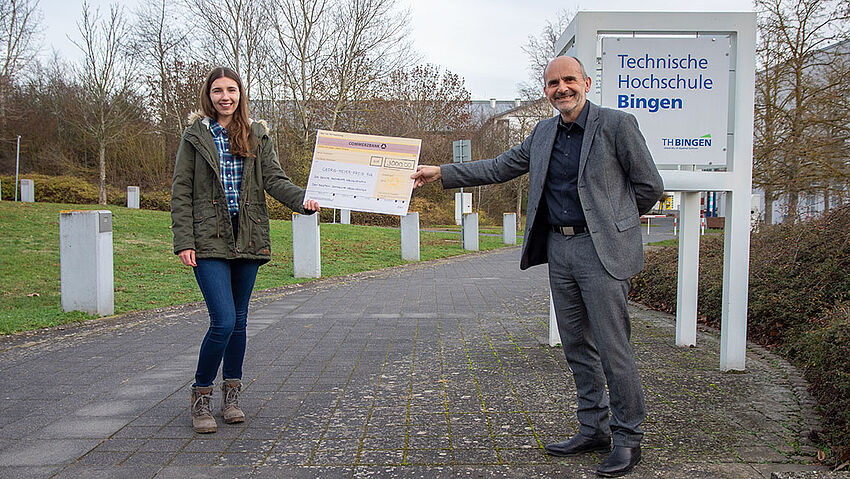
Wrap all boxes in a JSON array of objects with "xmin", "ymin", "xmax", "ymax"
[{"xmin": 618, "ymin": 94, "xmax": 683, "ymax": 113}]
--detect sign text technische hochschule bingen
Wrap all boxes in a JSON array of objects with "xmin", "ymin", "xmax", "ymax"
[{"xmin": 601, "ymin": 37, "xmax": 731, "ymax": 166}]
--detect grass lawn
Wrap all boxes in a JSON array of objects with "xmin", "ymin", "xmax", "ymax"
[{"xmin": 0, "ymin": 202, "xmax": 521, "ymax": 335}]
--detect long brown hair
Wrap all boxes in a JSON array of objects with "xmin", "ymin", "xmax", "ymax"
[{"xmin": 199, "ymin": 66, "xmax": 256, "ymax": 158}]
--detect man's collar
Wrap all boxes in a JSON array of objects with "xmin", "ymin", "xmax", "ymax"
[{"xmin": 558, "ymin": 101, "xmax": 589, "ymax": 130}]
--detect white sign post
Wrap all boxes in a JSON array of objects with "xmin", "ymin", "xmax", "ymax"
[{"xmin": 556, "ymin": 11, "xmax": 756, "ymax": 371}]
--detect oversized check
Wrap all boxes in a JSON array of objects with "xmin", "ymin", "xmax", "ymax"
[{"xmin": 304, "ymin": 130, "xmax": 422, "ymax": 216}]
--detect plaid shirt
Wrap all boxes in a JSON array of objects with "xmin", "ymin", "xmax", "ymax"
[{"xmin": 209, "ymin": 120, "xmax": 243, "ymax": 216}]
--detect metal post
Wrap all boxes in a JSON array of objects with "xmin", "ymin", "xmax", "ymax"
[{"xmin": 14, "ymin": 135, "xmax": 20, "ymax": 201}]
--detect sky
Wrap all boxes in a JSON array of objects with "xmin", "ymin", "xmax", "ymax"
[{"xmin": 38, "ymin": 0, "xmax": 754, "ymax": 100}]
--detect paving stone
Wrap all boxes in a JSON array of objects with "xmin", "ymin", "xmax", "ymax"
[
  {"xmin": 0, "ymin": 439, "xmax": 100, "ymax": 466},
  {"xmin": 154, "ymin": 465, "xmax": 253, "ymax": 478},
  {"xmin": 51, "ymin": 465, "xmax": 160, "ymax": 479},
  {"xmin": 0, "ymin": 247, "xmax": 830, "ymax": 478}
]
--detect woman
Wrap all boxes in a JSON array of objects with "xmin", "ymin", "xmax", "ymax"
[{"xmin": 171, "ymin": 66, "xmax": 319, "ymax": 434}]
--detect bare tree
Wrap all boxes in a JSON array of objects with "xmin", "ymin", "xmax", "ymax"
[
  {"xmin": 131, "ymin": 0, "xmax": 192, "ymax": 143},
  {"xmin": 366, "ymin": 64, "xmax": 471, "ymax": 137},
  {"xmin": 754, "ymin": 22, "xmax": 789, "ymax": 224},
  {"xmin": 265, "ymin": 0, "xmax": 412, "ymax": 182},
  {"xmin": 183, "ymin": 0, "xmax": 269, "ymax": 96},
  {"xmin": 0, "ymin": 0, "xmax": 41, "ymax": 126},
  {"xmin": 755, "ymin": 0, "xmax": 849, "ymax": 221},
  {"xmin": 325, "ymin": 0, "xmax": 413, "ymax": 131},
  {"xmin": 268, "ymin": 0, "xmax": 330, "ymax": 144},
  {"xmin": 71, "ymin": 2, "xmax": 136, "ymax": 204},
  {"xmin": 517, "ymin": 8, "xmax": 575, "ymax": 100}
]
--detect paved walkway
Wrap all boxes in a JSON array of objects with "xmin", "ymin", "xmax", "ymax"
[{"xmin": 0, "ymin": 247, "xmax": 827, "ymax": 478}]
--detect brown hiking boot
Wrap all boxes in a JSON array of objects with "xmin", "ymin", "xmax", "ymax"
[
  {"xmin": 190, "ymin": 385, "xmax": 217, "ymax": 433},
  {"xmin": 221, "ymin": 379, "xmax": 245, "ymax": 424}
]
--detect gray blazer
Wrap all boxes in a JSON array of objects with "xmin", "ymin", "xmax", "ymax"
[{"xmin": 441, "ymin": 101, "xmax": 664, "ymax": 280}]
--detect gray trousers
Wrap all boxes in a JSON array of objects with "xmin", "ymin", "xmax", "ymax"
[{"xmin": 547, "ymin": 231, "xmax": 646, "ymax": 447}]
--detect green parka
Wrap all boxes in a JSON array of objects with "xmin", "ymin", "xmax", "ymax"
[{"xmin": 171, "ymin": 113, "xmax": 312, "ymax": 263}]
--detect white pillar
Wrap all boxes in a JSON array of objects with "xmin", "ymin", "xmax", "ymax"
[
  {"xmin": 340, "ymin": 209, "xmax": 351, "ymax": 225},
  {"xmin": 60, "ymin": 210, "xmax": 114, "ymax": 316},
  {"xmin": 549, "ymin": 291, "xmax": 561, "ymax": 347},
  {"xmin": 455, "ymin": 192, "xmax": 472, "ymax": 225},
  {"xmin": 461, "ymin": 212, "xmax": 478, "ymax": 251},
  {"xmin": 503, "ymin": 213, "xmax": 517, "ymax": 245},
  {"xmin": 127, "ymin": 186, "xmax": 140, "ymax": 209},
  {"xmin": 675, "ymin": 192, "xmax": 700, "ymax": 347},
  {"xmin": 400, "ymin": 212, "xmax": 420, "ymax": 261},
  {"xmin": 720, "ymin": 190, "xmax": 752, "ymax": 371},
  {"xmin": 293, "ymin": 212, "xmax": 320, "ymax": 278},
  {"xmin": 20, "ymin": 179, "xmax": 34, "ymax": 202}
]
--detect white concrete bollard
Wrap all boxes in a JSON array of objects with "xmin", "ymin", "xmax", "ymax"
[
  {"xmin": 549, "ymin": 291, "xmax": 561, "ymax": 347},
  {"xmin": 127, "ymin": 186, "xmax": 140, "ymax": 209},
  {"xmin": 60, "ymin": 210, "xmax": 114, "ymax": 316},
  {"xmin": 340, "ymin": 209, "xmax": 351, "ymax": 225},
  {"xmin": 400, "ymin": 212, "xmax": 420, "ymax": 261},
  {"xmin": 503, "ymin": 213, "xmax": 517, "ymax": 245},
  {"xmin": 462, "ymin": 212, "xmax": 478, "ymax": 251},
  {"xmin": 293, "ymin": 212, "xmax": 320, "ymax": 278},
  {"xmin": 20, "ymin": 179, "xmax": 34, "ymax": 202},
  {"xmin": 454, "ymin": 192, "xmax": 472, "ymax": 225}
]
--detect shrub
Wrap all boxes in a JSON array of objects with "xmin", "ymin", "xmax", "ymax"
[
  {"xmin": 141, "ymin": 190, "xmax": 171, "ymax": 211},
  {"xmin": 630, "ymin": 204, "xmax": 850, "ymax": 456},
  {"xmin": 783, "ymin": 302, "xmax": 850, "ymax": 452},
  {"xmin": 411, "ymin": 196, "xmax": 455, "ymax": 226},
  {"xmin": 0, "ymin": 174, "xmax": 99, "ymax": 204}
]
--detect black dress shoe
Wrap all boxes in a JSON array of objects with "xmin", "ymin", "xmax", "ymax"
[
  {"xmin": 544, "ymin": 434, "xmax": 612, "ymax": 457},
  {"xmin": 596, "ymin": 445, "xmax": 641, "ymax": 477}
]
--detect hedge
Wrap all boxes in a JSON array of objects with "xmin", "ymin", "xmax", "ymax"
[{"xmin": 630, "ymin": 204, "xmax": 850, "ymax": 461}]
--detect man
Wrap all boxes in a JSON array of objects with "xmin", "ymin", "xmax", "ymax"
[{"xmin": 411, "ymin": 56, "xmax": 663, "ymax": 478}]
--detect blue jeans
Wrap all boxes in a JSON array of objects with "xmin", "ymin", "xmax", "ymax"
[{"xmin": 193, "ymin": 258, "xmax": 260, "ymax": 387}]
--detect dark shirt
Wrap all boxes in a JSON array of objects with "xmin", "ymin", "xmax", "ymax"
[{"xmin": 544, "ymin": 103, "xmax": 589, "ymax": 227}]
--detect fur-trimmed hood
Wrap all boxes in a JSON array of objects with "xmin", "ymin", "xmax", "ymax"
[{"xmin": 186, "ymin": 110, "xmax": 270, "ymax": 135}]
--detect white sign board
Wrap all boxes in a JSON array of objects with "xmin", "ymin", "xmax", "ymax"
[{"xmin": 601, "ymin": 37, "xmax": 730, "ymax": 165}]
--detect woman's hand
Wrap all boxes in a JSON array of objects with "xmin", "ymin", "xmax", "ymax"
[
  {"xmin": 177, "ymin": 249, "xmax": 197, "ymax": 267},
  {"xmin": 303, "ymin": 199, "xmax": 321, "ymax": 212}
]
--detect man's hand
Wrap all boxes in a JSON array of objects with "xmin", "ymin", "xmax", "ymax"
[
  {"xmin": 410, "ymin": 165, "xmax": 441, "ymax": 188},
  {"xmin": 303, "ymin": 199, "xmax": 321, "ymax": 212},
  {"xmin": 177, "ymin": 249, "xmax": 196, "ymax": 267}
]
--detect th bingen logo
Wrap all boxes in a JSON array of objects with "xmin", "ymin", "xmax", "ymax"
[{"xmin": 662, "ymin": 134, "xmax": 712, "ymax": 149}]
